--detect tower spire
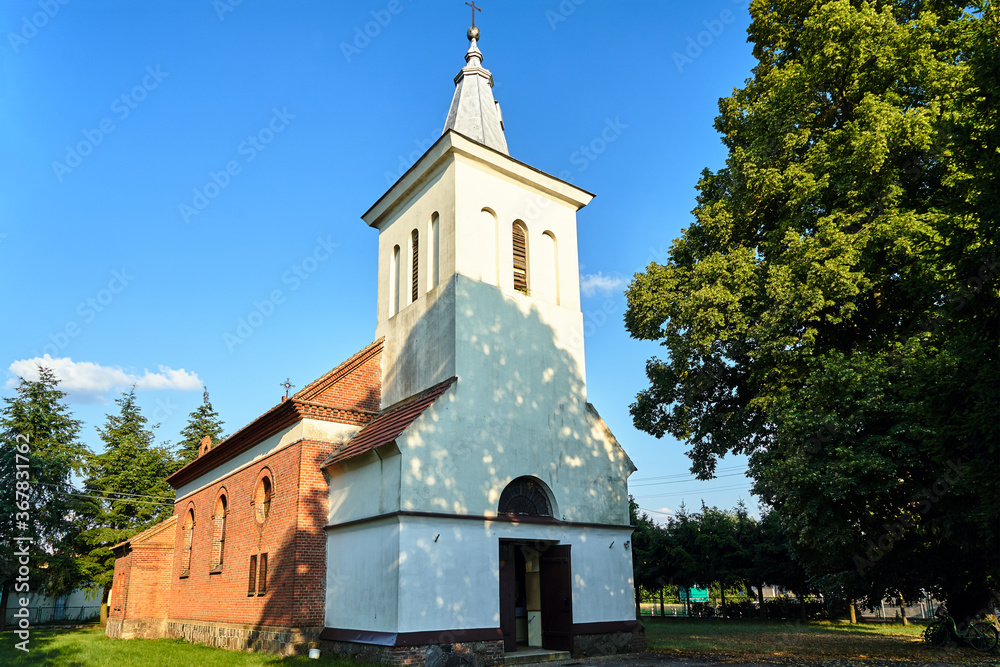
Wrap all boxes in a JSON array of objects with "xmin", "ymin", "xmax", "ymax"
[{"xmin": 442, "ymin": 8, "xmax": 509, "ymax": 155}]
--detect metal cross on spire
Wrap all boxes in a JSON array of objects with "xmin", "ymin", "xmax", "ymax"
[
  {"xmin": 465, "ymin": 1, "xmax": 481, "ymax": 28},
  {"xmin": 280, "ymin": 378, "xmax": 295, "ymax": 400}
]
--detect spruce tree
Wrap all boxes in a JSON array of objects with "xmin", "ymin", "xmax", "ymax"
[
  {"xmin": 0, "ymin": 367, "xmax": 90, "ymax": 629},
  {"xmin": 80, "ymin": 388, "xmax": 179, "ymax": 603},
  {"xmin": 176, "ymin": 387, "xmax": 226, "ymax": 463}
]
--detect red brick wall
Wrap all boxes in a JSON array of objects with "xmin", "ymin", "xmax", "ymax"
[
  {"xmin": 110, "ymin": 522, "xmax": 175, "ymax": 622},
  {"xmin": 166, "ymin": 438, "xmax": 330, "ymax": 629},
  {"xmin": 314, "ymin": 347, "xmax": 381, "ymax": 412}
]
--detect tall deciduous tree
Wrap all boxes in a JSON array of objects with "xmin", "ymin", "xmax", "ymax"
[
  {"xmin": 176, "ymin": 387, "xmax": 225, "ymax": 463},
  {"xmin": 0, "ymin": 368, "xmax": 91, "ymax": 629},
  {"xmin": 625, "ymin": 0, "xmax": 998, "ymax": 620},
  {"xmin": 80, "ymin": 388, "xmax": 179, "ymax": 604}
]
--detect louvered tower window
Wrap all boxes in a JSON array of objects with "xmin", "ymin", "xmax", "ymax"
[
  {"xmin": 512, "ymin": 222, "xmax": 528, "ymax": 294},
  {"xmin": 411, "ymin": 229, "xmax": 419, "ymax": 303}
]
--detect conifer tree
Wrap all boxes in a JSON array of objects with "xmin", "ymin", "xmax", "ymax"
[
  {"xmin": 0, "ymin": 367, "xmax": 90, "ymax": 629},
  {"xmin": 176, "ymin": 387, "xmax": 225, "ymax": 463},
  {"xmin": 80, "ymin": 388, "xmax": 178, "ymax": 604}
]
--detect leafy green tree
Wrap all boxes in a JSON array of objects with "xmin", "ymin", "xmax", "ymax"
[
  {"xmin": 80, "ymin": 388, "xmax": 179, "ymax": 604},
  {"xmin": 625, "ymin": 0, "xmax": 998, "ymax": 620},
  {"xmin": 629, "ymin": 498, "xmax": 667, "ymax": 616},
  {"xmin": 0, "ymin": 368, "xmax": 91, "ymax": 629},
  {"xmin": 176, "ymin": 387, "xmax": 225, "ymax": 463}
]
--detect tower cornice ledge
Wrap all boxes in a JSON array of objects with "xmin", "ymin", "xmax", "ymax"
[{"xmin": 362, "ymin": 130, "xmax": 595, "ymax": 228}]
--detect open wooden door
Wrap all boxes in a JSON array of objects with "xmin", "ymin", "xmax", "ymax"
[
  {"xmin": 540, "ymin": 545, "xmax": 573, "ymax": 651},
  {"xmin": 499, "ymin": 543, "xmax": 517, "ymax": 652}
]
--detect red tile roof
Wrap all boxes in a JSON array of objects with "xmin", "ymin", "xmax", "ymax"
[
  {"xmin": 321, "ymin": 377, "xmax": 457, "ymax": 468},
  {"xmin": 166, "ymin": 340, "xmax": 384, "ymax": 490}
]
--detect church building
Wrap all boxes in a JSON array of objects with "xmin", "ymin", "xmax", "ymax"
[{"xmin": 107, "ymin": 20, "xmax": 643, "ymax": 664}]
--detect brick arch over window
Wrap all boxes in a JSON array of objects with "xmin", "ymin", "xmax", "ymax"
[
  {"xmin": 498, "ymin": 476, "xmax": 554, "ymax": 518},
  {"xmin": 253, "ymin": 468, "xmax": 274, "ymax": 525},
  {"xmin": 211, "ymin": 489, "xmax": 228, "ymax": 571},
  {"xmin": 181, "ymin": 505, "xmax": 195, "ymax": 576}
]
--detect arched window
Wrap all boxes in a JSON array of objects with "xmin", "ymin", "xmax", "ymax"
[
  {"xmin": 537, "ymin": 231, "xmax": 559, "ymax": 304},
  {"xmin": 410, "ymin": 229, "xmax": 419, "ymax": 303},
  {"xmin": 512, "ymin": 221, "xmax": 529, "ymax": 294},
  {"xmin": 481, "ymin": 208, "xmax": 499, "ymax": 285},
  {"xmin": 390, "ymin": 244, "xmax": 401, "ymax": 315},
  {"xmin": 498, "ymin": 476, "xmax": 553, "ymax": 517},
  {"xmin": 181, "ymin": 508, "xmax": 195, "ymax": 576},
  {"xmin": 428, "ymin": 213, "xmax": 439, "ymax": 290},
  {"xmin": 212, "ymin": 493, "xmax": 227, "ymax": 571},
  {"xmin": 254, "ymin": 475, "xmax": 272, "ymax": 524}
]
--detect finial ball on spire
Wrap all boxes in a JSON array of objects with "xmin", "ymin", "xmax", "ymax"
[{"xmin": 467, "ymin": 26, "xmax": 480, "ymax": 42}]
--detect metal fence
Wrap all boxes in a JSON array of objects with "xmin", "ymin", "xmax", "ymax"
[{"xmin": 4, "ymin": 605, "xmax": 100, "ymax": 625}]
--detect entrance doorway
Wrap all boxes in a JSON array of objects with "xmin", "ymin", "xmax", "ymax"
[{"xmin": 499, "ymin": 542, "xmax": 573, "ymax": 653}]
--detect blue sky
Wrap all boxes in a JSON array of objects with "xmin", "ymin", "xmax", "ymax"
[{"xmin": 1, "ymin": 0, "xmax": 760, "ymax": 520}]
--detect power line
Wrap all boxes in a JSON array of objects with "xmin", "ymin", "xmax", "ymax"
[
  {"xmin": 630, "ymin": 470, "xmax": 751, "ymax": 487},
  {"xmin": 630, "ymin": 465, "xmax": 748, "ymax": 483},
  {"xmin": 31, "ymin": 481, "xmax": 175, "ymax": 507}
]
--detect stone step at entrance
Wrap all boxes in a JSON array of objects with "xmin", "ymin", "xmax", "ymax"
[{"xmin": 504, "ymin": 648, "xmax": 572, "ymax": 665}]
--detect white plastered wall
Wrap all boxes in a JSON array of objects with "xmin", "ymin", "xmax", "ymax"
[
  {"xmin": 324, "ymin": 517, "xmax": 400, "ymax": 632},
  {"xmin": 395, "ymin": 515, "xmax": 635, "ymax": 632}
]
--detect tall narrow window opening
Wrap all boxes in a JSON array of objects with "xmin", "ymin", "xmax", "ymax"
[
  {"xmin": 181, "ymin": 508, "xmax": 194, "ymax": 576},
  {"xmin": 248, "ymin": 555, "xmax": 257, "ymax": 595},
  {"xmin": 411, "ymin": 229, "xmax": 419, "ymax": 303},
  {"xmin": 512, "ymin": 222, "xmax": 529, "ymax": 294},
  {"xmin": 254, "ymin": 475, "xmax": 272, "ymax": 524},
  {"xmin": 428, "ymin": 213, "xmax": 439, "ymax": 290},
  {"xmin": 212, "ymin": 494, "xmax": 227, "ymax": 570},
  {"xmin": 258, "ymin": 553, "xmax": 268, "ymax": 594},
  {"xmin": 390, "ymin": 245, "xmax": 401, "ymax": 315}
]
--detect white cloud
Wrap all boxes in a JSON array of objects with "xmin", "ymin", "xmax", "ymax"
[
  {"xmin": 6, "ymin": 356, "xmax": 201, "ymax": 402},
  {"xmin": 580, "ymin": 271, "xmax": 627, "ymax": 298}
]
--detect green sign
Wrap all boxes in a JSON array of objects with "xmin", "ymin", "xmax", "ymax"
[{"xmin": 680, "ymin": 587, "xmax": 710, "ymax": 602}]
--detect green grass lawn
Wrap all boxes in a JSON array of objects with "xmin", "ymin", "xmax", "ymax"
[
  {"xmin": 644, "ymin": 617, "xmax": 999, "ymax": 664},
  {"xmin": 0, "ymin": 627, "xmax": 367, "ymax": 667}
]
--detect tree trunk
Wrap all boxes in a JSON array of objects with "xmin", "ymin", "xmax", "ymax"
[
  {"xmin": 849, "ymin": 600, "xmax": 857, "ymax": 624},
  {"xmin": 659, "ymin": 588, "xmax": 665, "ymax": 617},
  {"xmin": 0, "ymin": 579, "xmax": 10, "ymax": 632},
  {"xmin": 800, "ymin": 594, "xmax": 807, "ymax": 621},
  {"xmin": 720, "ymin": 585, "xmax": 726, "ymax": 618},
  {"xmin": 898, "ymin": 595, "xmax": 908, "ymax": 626},
  {"xmin": 100, "ymin": 584, "xmax": 111, "ymax": 628},
  {"xmin": 635, "ymin": 588, "xmax": 641, "ymax": 620},
  {"xmin": 757, "ymin": 583, "xmax": 767, "ymax": 621}
]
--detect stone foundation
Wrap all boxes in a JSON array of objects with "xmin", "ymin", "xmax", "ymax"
[
  {"xmin": 573, "ymin": 628, "xmax": 646, "ymax": 657},
  {"xmin": 105, "ymin": 616, "xmax": 168, "ymax": 640},
  {"xmin": 321, "ymin": 638, "xmax": 505, "ymax": 667},
  {"xmin": 165, "ymin": 620, "xmax": 322, "ymax": 655}
]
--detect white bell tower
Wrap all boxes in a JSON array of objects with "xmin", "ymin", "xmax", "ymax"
[{"xmin": 364, "ymin": 27, "xmax": 594, "ymax": 409}]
